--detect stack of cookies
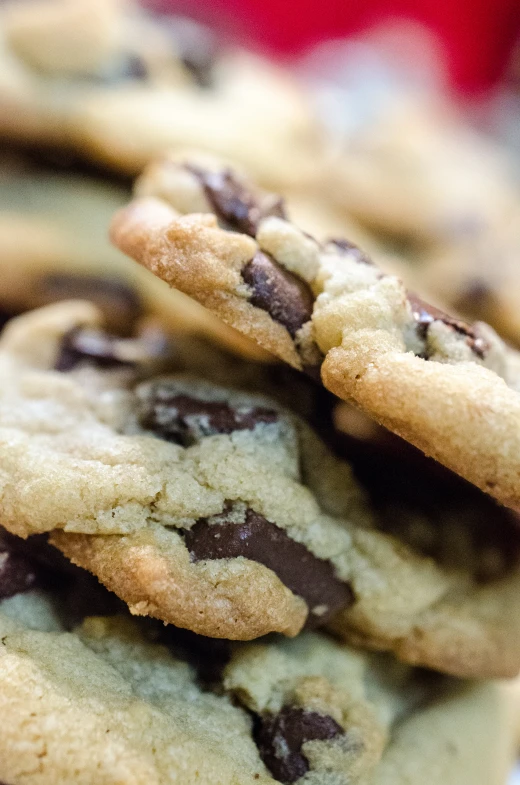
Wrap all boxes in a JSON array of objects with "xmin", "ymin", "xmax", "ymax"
[{"xmin": 1, "ymin": 1, "xmax": 520, "ymax": 783}]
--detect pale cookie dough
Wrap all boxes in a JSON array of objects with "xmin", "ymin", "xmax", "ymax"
[
  {"xmin": 2, "ymin": 303, "xmax": 520, "ymax": 676},
  {"xmin": 0, "ymin": 529, "xmax": 440, "ymax": 785},
  {"xmin": 0, "ymin": 0, "xmax": 321, "ymax": 190},
  {"xmin": 0, "ymin": 532, "xmax": 517, "ymax": 785},
  {"xmin": 112, "ymin": 154, "xmax": 520, "ymax": 512},
  {"xmin": 0, "ymin": 607, "xmax": 517, "ymax": 783}
]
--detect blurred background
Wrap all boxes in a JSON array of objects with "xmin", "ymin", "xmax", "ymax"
[{"xmin": 151, "ymin": 0, "xmax": 520, "ymax": 95}]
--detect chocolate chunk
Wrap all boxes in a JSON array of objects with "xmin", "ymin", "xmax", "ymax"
[
  {"xmin": 140, "ymin": 387, "xmax": 278, "ymax": 446},
  {"xmin": 328, "ymin": 238, "xmax": 374, "ymax": 265},
  {"xmin": 0, "ymin": 309, "xmax": 14, "ymax": 331},
  {"xmin": 160, "ymin": 16, "xmax": 218, "ymax": 88},
  {"xmin": 55, "ymin": 327, "xmax": 138, "ymax": 372},
  {"xmin": 187, "ymin": 165, "xmax": 286, "ymax": 236},
  {"xmin": 408, "ymin": 293, "xmax": 489, "ymax": 359},
  {"xmin": 40, "ymin": 274, "xmax": 142, "ymax": 334},
  {"xmin": 0, "ymin": 540, "xmax": 39, "ymax": 599},
  {"xmin": 254, "ymin": 706, "xmax": 344, "ymax": 784},
  {"xmin": 122, "ymin": 54, "xmax": 148, "ymax": 81},
  {"xmin": 242, "ymin": 252, "xmax": 314, "ymax": 337},
  {"xmin": 0, "ymin": 529, "xmax": 125, "ymax": 622},
  {"xmin": 185, "ymin": 508, "xmax": 353, "ymax": 625},
  {"xmin": 92, "ymin": 54, "xmax": 148, "ymax": 85},
  {"xmin": 181, "ymin": 49, "xmax": 214, "ymax": 88}
]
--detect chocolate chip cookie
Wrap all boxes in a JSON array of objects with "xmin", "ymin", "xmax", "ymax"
[
  {"xmin": 3, "ymin": 301, "xmax": 520, "ymax": 677},
  {"xmin": 112, "ymin": 154, "xmax": 520, "ymax": 512},
  {"xmin": 0, "ymin": 530, "xmax": 517, "ymax": 785},
  {"xmin": 0, "ymin": 532, "xmax": 518, "ymax": 785},
  {"xmin": 0, "ymin": 0, "xmax": 320, "ymax": 190}
]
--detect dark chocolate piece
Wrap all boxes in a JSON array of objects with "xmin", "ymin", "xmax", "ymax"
[
  {"xmin": 181, "ymin": 53, "xmax": 214, "ymax": 88},
  {"xmin": 159, "ymin": 15, "xmax": 218, "ymax": 88},
  {"xmin": 0, "ymin": 540, "xmax": 38, "ymax": 599},
  {"xmin": 185, "ymin": 508, "xmax": 353, "ymax": 625},
  {"xmin": 40, "ymin": 274, "xmax": 142, "ymax": 334},
  {"xmin": 0, "ymin": 309, "xmax": 14, "ymax": 331},
  {"xmin": 122, "ymin": 54, "xmax": 148, "ymax": 81},
  {"xmin": 55, "ymin": 327, "xmax": 137, "ymax": 372},
  {"xmin": 328, "ymin": 238, "xmax": 375, "ymax": 266},
  {"xmin": 254, "ymin": 706, "xmax": 344, "ymax": 784},
  {"xmin": 139, "ymin": 387, "xmax": 278, "ymax": 446},
  {"xmin": 408, "ymin": 293, "xmax": 489, "ymax": 359},
  {"xmin": 0, "ymin": 529, "xmax": 125, "ymax": 621},
  {"xmin": 187, "ymin": 165, "xmax": 286, "ymax": 236},
  {"xmin": 242, "ymin": 251, "xmax": 314, "ymax": 337}
]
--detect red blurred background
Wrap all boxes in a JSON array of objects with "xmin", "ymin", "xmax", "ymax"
[{"xmin": 152, "ymin": 0, "xmax": 520, "ymax": 93}]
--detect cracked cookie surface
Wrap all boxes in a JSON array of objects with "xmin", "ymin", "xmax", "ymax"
[{"xmin": 112, "ymin": 153, "xmax": 520, "ymax": 511}]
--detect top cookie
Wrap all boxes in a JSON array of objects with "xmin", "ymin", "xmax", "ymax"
[{"xmin": 112, "ymin": 153, "xmax": 520, "ymax": 512}]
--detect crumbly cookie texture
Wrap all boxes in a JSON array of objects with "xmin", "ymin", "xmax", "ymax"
[
  {"xmin": 0, "ymin": 613, "xmax": 273, "ymax": 785},
  {"xmin": 112, "ymin": 153, "xmax": 520, "ymax": 511},
  {"xmin": 0, "ymin": 0, "xmax": 320, "ymax": 189},
  {"xmin": 0, "ymin": 540, "xmax": 518, "ymax": 785},
  {"xmin": 0, "ymin": 533, "xmax": 517, "ymax": 785},
  {"xmin": 0, "ymin": 530, "xmax": 448, "ymax": 785},
  {"xmin": 3, "ymin": 303, "xmax": 520, "ymax": 677}
]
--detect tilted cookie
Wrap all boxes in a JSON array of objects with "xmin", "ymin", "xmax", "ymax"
[
  {"xmin": 0, "ymin": 0, "xmax": 320, "ymax": 190},
  {"xmin": 0, "ymin": 539, "xmax": 516, "ymax": 785},
  {"xmin": 3, "ymin": 302, "xmax": 520, "ymax": 677},
  {"xmin": 112, "ymin": 155, "xmax": 520, "ymax": 511}
]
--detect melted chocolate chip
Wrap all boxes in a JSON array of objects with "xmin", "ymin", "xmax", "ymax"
[
  {"xmin": 187, "ymin": 165, "xmax": 286, "ymax": 236},
  {"xmin": 55, "ymin": 328, "xmax": 138, "ymax": 372},
  {"xmin": 408, "ymin": 293, "xmax": 489, "ymax": 359},
  {"xmin": 0, "ymin": 541, "xmax": 39, "ymax": 599},
  {"xmin": 185, "ymin": 508, "xmax": 353, "ymax": 625},
  {"xmin": 254, "ymin": 707, "xmax": 343, "ymax": 784},
  {"xmin": 40, "ymin": 274, "xmax": 142, "ymax": 334},
  {"xmin": 242, "ymin": 251, "xmax": 314, "ymax": 337},
  {"xmin": 140, "ymin": 388, "xmax": 278, "ymax": 446}
]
